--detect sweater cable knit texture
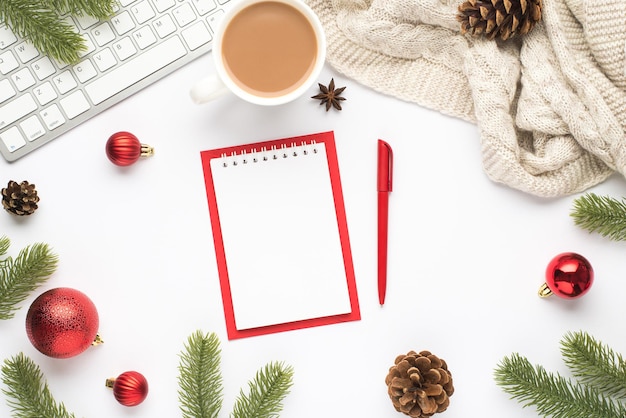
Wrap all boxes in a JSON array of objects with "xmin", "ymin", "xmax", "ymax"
[{"xmin": 306, "ymin": 0, "xmax": 626, "ymax": 197}]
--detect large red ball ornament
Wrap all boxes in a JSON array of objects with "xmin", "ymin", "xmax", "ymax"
[
  {"xmin": 105, "ymin": 131, "xmax": 154, "ymax": 166},
  {"xmin": 26, "ymin": 287, "xmax": 101, "ymax": 358},
  {"xmin": 106, "ymin": 371, "xmax": 149, "ymax": 406},
  {"xmin": 538, "ymin": 252, "xmax": 594, "ymax": 299}
]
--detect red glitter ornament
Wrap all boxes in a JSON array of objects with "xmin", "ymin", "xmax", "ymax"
[
  {"xmin": 538, "ymin": 252, "xmax": 594, "ymax": 299},
  {"xmin": 25, "ymin": 287, "xmax": 101, "ymax": 358},
  {"xmin": 106, "ymin": 371, "xmax": 149, "ymax": 406},
  {"xmin": 105, "ymin": 131, "xmax": 154, "ymax": 166}
]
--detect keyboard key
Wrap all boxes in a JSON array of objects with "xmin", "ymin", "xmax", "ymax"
[
  {"xmin": 173, "ymin": 3, "xmax": 197, "ymax": 27},
  {"xmin": 0, "ymin": 127, "xmax": 26, "ymax": 152},
  {"xmin": 207, "ymin": 10, "xmax": 225, "ymax": 33},
  {"xmin": 20, "ymin": 115, "xmax": 46, "ymax": 141},
  {"xmin": 32, "ymin": 56, "xmax": 56, "ymax": 80},
  {"xmin": 111, "ymin": 11, "xmax": 136, "ymax": 35},
  {"xmin": 40, "ymin": 105, "xmax": 66, "ymax": 130},
  {"xmin": 153, "ymin": 14, "xmax": 177, "ymax": 38},
  {"xmin": 14, "ymin": 42, "xmax": 39, "ymax": 63},
  {"xmin": 131, "ymin": 1, "xmax": 156, "ymax": 24},
  {"xmin": 112, "ymin": 37, "xmax": 138, "ymax": 61},
  {"xmin": 152, "ymin": 0, "xmax": 176, "ymax": 13},
  {"xmin": 93, "ymin": 48, "xmax": 117, "ymax": 71},
  {"xmin": 73, "ymin": 60, "xmax": 98, "ymax": 83},
  {"xmin": 0, "ymin": 93, "xmax": 37, "ymax": 129},
  {"xmin": 34, "ymin": 82, "xmax": 58, "ymax": 106},
  {"xmin": 192, "ymin": 0, "xmax": 217, "ymax": 15},
  {"xmin": 182, "ymin": 22, "xmax": 212, "ymax": 51},
  {"xmin": 92, "ymin": 22, "xmax": 116, "ymax": 46},
  {"xmin": 133, "ymin": 26, "xmax": 157, "ymax": 49},
  {"xmin": 53, "ymin": 70, "xmax": 78, "ymax": 94},
  {"xmin": 80, "ymin": 34, "xmax": 97, "ymax": 57},
  {"xmin": 0, "ymin": 79, "xmax": 16, "ymax": 103},
  {"xmin": 60, "ymin": 91, "xmax": 90, "ymax": 119},
  {"xmin": 85, "ymin": 36, "xmax": 186, "ymax": 105},
  {"xmin": 0, "ymin": 50, "xmax": 19, "ymax": 74},
  {"xmin": 0, "ymin": 26, "xmax": 17, "ymax": 49},
  {"xmin": 75, "ymin": 14, "xmax": 100, "ymax": 30},
  {"xmin": 11, "ymin": 68, "xmax": 36, "ymax": 91}
]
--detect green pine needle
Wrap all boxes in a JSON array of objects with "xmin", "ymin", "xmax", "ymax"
[
  {"xmin": 570, "ymin": 193, "xmax": 626, "ymax": 241},
  {"xmin": 0, "ymin": 237, "xmax": 10, "ymax": 256},
  {"xmin": 231, "ymin": 361, "xmax": 294, "ymax": 418},
  {"xmin": 0, "ymin": 0, "xmax": 86, "ymax": 64},
  {"xmin": 0, "ymin": 0, "xmax": 116, "ymax": 64},
  {"xmin": 495, "ymin": 353, "xmax": 626, "ymax": 418},
  {"xmin": 561, "ymin": 331, "xmax": 626, "ymax": 400},
  {"xmin": 0, "ymin": 236, "xmax": 58, "ymax": 320},
  {"xmin": 1, "ymin": 353, "xmax": 76, "ymax": 418},
  {"xmin": 178, "ymin": 330, "xmax": 224, "ymax": 418},
  {"xmin": 43, "ymin": 0, "xmax": 116, "ymax": 19}
]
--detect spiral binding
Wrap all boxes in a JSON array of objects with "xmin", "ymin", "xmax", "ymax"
[{"xmin": 220, "ymin": 140, "xmax": 318, "ymax": 167}]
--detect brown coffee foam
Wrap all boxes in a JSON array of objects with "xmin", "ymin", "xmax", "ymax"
[{"xmin": 221, "ymin": 2, "xmax": 318, "ymax": 97}]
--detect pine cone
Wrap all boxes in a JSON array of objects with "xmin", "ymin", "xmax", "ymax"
[
  {"xmin": 1, "ymin": 180, "xmax": 40, "ymax": 216},
  {"xmin": 457, "ymin": 0, "xmax": 542, "ymax": 41},
  {"xmin": 385, "ymin": 350, "xmax": 454, "ymax": 418}
]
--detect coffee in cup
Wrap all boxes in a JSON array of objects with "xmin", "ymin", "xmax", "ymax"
[{"xmin": 190, "ymin": 0, "xmax": 326, "ymax": 106}]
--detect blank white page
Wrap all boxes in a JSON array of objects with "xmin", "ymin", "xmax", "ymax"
[{"xmin": 210, "ymin": 142, "xmax": 352, "ymax": 330}]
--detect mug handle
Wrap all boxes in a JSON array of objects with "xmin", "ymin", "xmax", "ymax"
[{"xmin": 190, "ymin": 73, "xmax": 230, "ymax": 104}]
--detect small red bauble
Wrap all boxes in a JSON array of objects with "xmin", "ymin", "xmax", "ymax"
[
  {"xmin": 106, "ymin": 371, "xmax": 149, "ymax": 406},
  {"xmin": 105, "ymin": 131, "xmax": 154, "ymax": 166},
  {"xmin": 25, "ymin": 287, "xmax": 101, "ymax": 358},
  {"xmin": 539, "ymin": 252, "xmax": 594, "ymax": 299}
]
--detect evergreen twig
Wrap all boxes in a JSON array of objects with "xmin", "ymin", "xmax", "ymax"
[
  {"xmin": 0, "ymin": 237, "xmax": 10, "ymax": 257},
  {"xmin": 561, "ymin": 331, "xmax": 626, "ymax": 400},
  {"xmin": 231, "ymin": 361, "xmax": 294, "ymax": 418},
  {"xmin": 570, "ymin": 193, "xmax": 626, "ymax": 241},
  {"xmin": 0, "ymin": 0, "xmax": 86, "ymax": 64},
  {"xmin": 0, "ymin": 236, "xmax": 58, "ymax": 320},
  {"xmin": 0, "ymin": 0, "xmax": 116, "ymax": 64},
  {"xmin": 1, "ymin": 353, "xmax": 76, "ymax": 418},
  {"xmin": 177, "ymin": 331, "xmax": 224, "ymax": 418},
  {"xmin": 494, "ymin": 353, "xmax": 626, "ymax": 418},
  {"xmin": 43, "ymin": 0, "xmax": 116, "ymax": 19}
]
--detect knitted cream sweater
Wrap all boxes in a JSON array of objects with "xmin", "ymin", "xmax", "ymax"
[{"xmin": 306, "ymin": 0, "xmax": 626, "ymax": 197}]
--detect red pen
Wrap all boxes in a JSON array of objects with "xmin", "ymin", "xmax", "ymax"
[{"xmin": 377, "ymin": 140, "xmax": 393, "ymax": 306}]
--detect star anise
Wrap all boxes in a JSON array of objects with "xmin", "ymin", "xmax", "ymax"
[{"xmin": 311, "ymin": 78, "xmax": 346, "ymax": 111}]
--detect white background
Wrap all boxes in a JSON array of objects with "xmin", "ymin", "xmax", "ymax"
[{"xmin": 1, "ymin": 52, "xmax": 626, "ymax": 418}]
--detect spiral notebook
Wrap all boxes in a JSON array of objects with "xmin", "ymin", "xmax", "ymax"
[{"xmin": 200, "ymin": 131, "xmax": 360, "ymax": 339}]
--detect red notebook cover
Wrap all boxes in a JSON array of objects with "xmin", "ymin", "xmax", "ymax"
[{"xmin": 200, "ymin": 131, "xmax": 360, "ymax": 339}]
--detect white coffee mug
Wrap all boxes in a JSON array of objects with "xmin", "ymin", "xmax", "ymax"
[{"xmin": 190, "ymin": 0, "xmax": 326, "ymax": 106}]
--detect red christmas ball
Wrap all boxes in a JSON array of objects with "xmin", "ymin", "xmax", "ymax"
[
  {"xmin": 105, "ymin": 131, "xmax": 154, "ymax": 166},
  {"xmin": 542, "ymin": 252, "xmax": 594, "ymax": 299},
  {"xmin": 106, "ymin": 371, "xmax": 149, "ymax": 406},
  {"xmin": 25, "ymin": 288, "xmax": 100, "ymax": 358}
]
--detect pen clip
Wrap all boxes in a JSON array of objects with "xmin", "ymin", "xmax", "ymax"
[{"xmin": 377, "ymin": 140, "xmax": 393, "ymax": 192}]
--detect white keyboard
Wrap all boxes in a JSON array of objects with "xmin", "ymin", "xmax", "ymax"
[{"xmin": 0, "ymin": 0, "xmax": 231, "ymax": 162}]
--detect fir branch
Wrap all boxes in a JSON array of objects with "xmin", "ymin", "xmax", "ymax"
[
  {"xmin": 0, "ymin": 240, "xmax": 58, "ymax": 320},
  {"xmin": 561, "ymin": 331, "xmax": 626, "ymax": 400},
  {"xmin": 570, "ymin": 193, "xmax": 626, "ymax": 241},
  {"xmin": 1, "ymin": 353, "xmax": 76, "ymax": 418},
  {"xmin": 494, "ymin": 353, "xmax": 626, "ymax": 418},
  {"xmin": 42, "ymin": 0, "xmax": 116, "ymax": 20},
  {"xmin": 0, "ymin": 0, "xmax": 86, "ymax": 64},
  {"xmin": 178, "ymin": 330, "xmax": 224, "ymax": 418},
  {"xmin": 0, "ymin": 236, "xmax": 9, "ymax": 257},
  {"xmin": 231, "ymin": 361, "xmax": 294, "ymax": 418}
]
